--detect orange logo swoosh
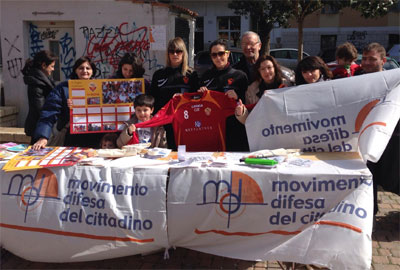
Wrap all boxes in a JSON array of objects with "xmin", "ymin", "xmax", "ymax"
[{"xmin": 355, "ymin": 99, "xmax": 380, "ymax": 133}]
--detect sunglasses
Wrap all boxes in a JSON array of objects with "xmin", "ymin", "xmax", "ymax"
[
  {"xmin": 211, "ymin": 51, "xmax": 228, "ymax": 58},
  {"xmin": 168, "ymin": 49, "xmax": 183, "ymax": 55}
]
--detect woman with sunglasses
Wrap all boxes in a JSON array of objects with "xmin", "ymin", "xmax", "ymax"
[
  {"xmin": 32, "ymin": 56, "xmax": 104, "ymax": 150},
  {"xmin": 150, "ymin": 37, "xmax": 198, "ymax": 112},
  {"xmin": 198, "ymin": 39, "xmax": 247, "ymax": 101},
  {"xmin": 198, "ymin": 39, "xmax": 249, "ymax": 151},
  {"xmin": 149, "ymin": 37, "xmax": 198, "ymax": 149}
]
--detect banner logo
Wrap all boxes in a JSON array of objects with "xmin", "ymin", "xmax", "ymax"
[
  {"xmin": 88, "ymin": 82, "xmax": 97, "ymax": 92},
  {"xmin": 355, "ymin": 99, "xmax": 386, "ymax": 138},
  {"xmin": 197, "ymin": 171, "xmax": 267, "ymax": 228},
  {"xmin": 3, "ymin": 168, "xmax": 60, "ymax": 222}
]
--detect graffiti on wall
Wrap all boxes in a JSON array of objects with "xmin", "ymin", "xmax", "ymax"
[
  {"xmin": 4, "ymin": 35, "xmax": 23, "ymax": 79},
  {"xmin": 28, "ymin": 22, "xmax": 77, "ymax": 79},
  {"xmin": 6, "ymin": 57, "xmax": 23, "ymax": 79},
  {"xmin": 59, "ymin": 32, "xmax": 76, "ymax": 79},
  {"xmin": 29, "ymin": 23, "xmax": 45, "ymax": 57},
  {"xmin": 80, "ymin": 22, "xmax": 163, "ymax": 78},
  {"xmin": 347, "ymin": 31, "xmax": 368, "ymax": 51},
  {"xmin": 40, "ymin": 28, "xmax": 59, "ymax": 40}
]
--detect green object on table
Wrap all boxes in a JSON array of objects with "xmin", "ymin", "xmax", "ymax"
[{"xmin": 244, "ymin": 158, "xmax": 278, "ymax": 165}]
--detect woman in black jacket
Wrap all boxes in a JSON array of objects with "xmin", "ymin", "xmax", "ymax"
[
  {"xmin": 149, "ymin": 37, "xmax": 198, "ymax": 149},
  {"xmin": 21, "ymin": 50, "xmax": 57, "ymax": 143},
  {"xmin": 198, "ymin": 39, "xmax": 249, "ymax": 151}
]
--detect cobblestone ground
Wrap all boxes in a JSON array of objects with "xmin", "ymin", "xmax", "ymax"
[{"xmin": 1, "ymin": 190, "xmax": 399, "ymax": 270}]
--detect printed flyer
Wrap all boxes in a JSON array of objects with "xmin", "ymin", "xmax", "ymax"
[
  {"xmin": 69, "ymin": 78, "xmax": 144, "ymax": 134},
  {"xmin": 2, "ymin": 147, "xmax": 96, "ymax": 172}
]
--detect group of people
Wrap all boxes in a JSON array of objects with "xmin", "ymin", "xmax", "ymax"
[
  {"xmin": 22, "ymin": 33, "xmax": 391, "ymax": 152},
  {"xmin": 22, "ymin": 32, "xmax": 398, "ymax": 223}
]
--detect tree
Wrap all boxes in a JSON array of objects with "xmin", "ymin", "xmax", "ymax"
[
  {"xmin": 283, "ymin": 0, "xmax": 397, "ymax": 62},
  {"xmin": 229, "ymin": 0, "xmax": 398, "ymax": 62},
  {"xmin": 287, "ymin": 1, "xmax": 324, "ymax": 62},
  {"xmin": 228, "ymin": 0, "xmax": 292, "ymax": 54},
  {"xmin": 349, "ymin": 0, "xmax": 398, "ymax": 18}
]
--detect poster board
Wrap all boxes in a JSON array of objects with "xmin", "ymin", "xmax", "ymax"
[
  {"xmin": 69, "ymin": 78, "xmax": 144, "ymax": 134},
  {"xmin": 2, "ymin": 147, "xmax": 95, "ymax": 172}
]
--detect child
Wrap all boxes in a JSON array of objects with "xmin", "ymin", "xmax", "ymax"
[
  {"xmin": 116, "ymin": 94, "xmax": 166, "ymax": 148},
  {"xmin": 99, "ymin": 133, "xmax": 118, "ymax": 149},
  {"xmin": 332, "ymin": 42, "xmax": 361, "ymax": 79}
]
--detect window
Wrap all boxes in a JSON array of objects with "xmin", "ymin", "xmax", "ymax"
[
  {"xmin": 321, "ymin": 35, "xmax": 337, "ymax": 51},
  {"xmin": 49, "ymin": 40, "xmax": 60, "ymax": 81},
  {"xmin": 175, "ymin": 17, "xmax": 190, "ymax": 49},
  {"xmin": 270, "ymin": 50, "xmax": 288, "ymax": 59},
  {"xmin": 195, "ymin": 17, "xmax": 204, "ymax": 53},
  {"xmin": 321, "ymin": 4, "xmax": 339, "ymax": 14},
  {"xmin": 217, "ymin": 16, "xmax": 241, "ymax": 48},
  {"xmin": 288, "ymin": 50, "xmax": 298, "ymax": 59}
]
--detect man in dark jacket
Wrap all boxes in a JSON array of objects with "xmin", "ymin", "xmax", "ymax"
[
  {"xmin": 355, "ymin": 43, "xmax": 399, "ymax": 227},
  {"xmin": 233, "ymin": 31, "xmax": 262, "ymax": 85}
]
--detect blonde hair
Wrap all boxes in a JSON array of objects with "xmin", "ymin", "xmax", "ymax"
[{"xmin": 166, "ymin": 37, "xmax": 191, "ymax": 76}]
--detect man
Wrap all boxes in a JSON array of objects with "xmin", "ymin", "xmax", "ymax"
[
  {"xmin": 234, "ymin": 31, "xmax": 262, "ymax": 84},
  {"xmin": 356, "ymin": 42, "xmax": 399, "ymax": 224},
  {"xmin": 355, "ymin": 42, "xmax": 387, "ymax": 74}
]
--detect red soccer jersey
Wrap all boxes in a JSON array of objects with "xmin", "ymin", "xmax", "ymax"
[{"xmin": 128, "ymin": 90, "xmax": 237, "ymax": 151}]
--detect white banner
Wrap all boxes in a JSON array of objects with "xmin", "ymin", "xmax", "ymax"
[
  {"xmin": 167, "ymin": 158, "xmax": 373, "ymax": 270},
  {"xmin": 0, "ymin": 165, "xmax": 169, "ymax": 262},
  {"xmin": 245, "ymin": 69, "xmax": 400, "ymax": 162}
]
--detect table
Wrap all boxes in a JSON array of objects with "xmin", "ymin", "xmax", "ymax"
[{"xmin": 0, "ymin": 152, "xmax": 373, "ymax": 269}]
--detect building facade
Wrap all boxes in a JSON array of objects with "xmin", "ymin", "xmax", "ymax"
[
  {"xmin": 0, "ymin": 0, "xmax": 196, "ymax": 126},
  {"xmin": 178, "ymin": 1, "xmax": 399, "ymax": 54}
]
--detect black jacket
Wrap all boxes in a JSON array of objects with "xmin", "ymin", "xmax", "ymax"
[
  {"xmin": 150, "ymin": 66, "xmax": 198, "ymax": 112},
  {"xmin": 233, "ymin": 55, "xmax": 256, "ymax": 85},
  {"xmin": 199, "ymin": 65, "xmax": 248, "ymax": 102},
  {"xmin": 22, "ymin": 68, "xmax": 55, "ymax": 136}
]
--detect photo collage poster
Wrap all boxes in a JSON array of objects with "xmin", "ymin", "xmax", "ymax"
[
  {"xmin": 2, "ymin": 147, "xmax": 96, "ymax": 172},
  {"xmin": 69, "ymin": 78, "xmax": 144, "ymax": 134}
]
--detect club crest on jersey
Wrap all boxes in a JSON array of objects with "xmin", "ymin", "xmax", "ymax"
[
  {"xmin": 195, "ymin": 121, "xmax": 201, "ymax": 127},
  {"xmin": 157, "ymin": 78, "xmax": 168, "ymax": 87},
  {"xmin": 227, "ymin": 78, "xmax": 234, "ymax": 85},
  {"xmin": 183, "ymin": 76, "xmax": 189, "ymax": 84},
  {"xmin": 204, "ymin": 107, "xmax": 212, "ymax": 116}
]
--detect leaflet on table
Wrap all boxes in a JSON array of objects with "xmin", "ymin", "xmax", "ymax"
[
  {"xmin": 69, "ymin": 78, "xmax": 144, "ymax": 134},
  {"xmin": 0, "ymin": 150, "xmax": 18, "ymax": 161},
  {"xmin": 2, "ymin": 146, "xmax": 96, "ymax": 172}
]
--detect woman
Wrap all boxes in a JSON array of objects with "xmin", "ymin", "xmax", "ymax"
[
  {"xmin": 112, "ymin": 52, "xmax": 150, "ymax": 92},
  {"xmin": 21, "ymin": 50, "xmax": 57, "ymax": 143},
  {"xmin": 235, "ymin": 54, "xmax": 290, "ymax": 124},
  {"xmin": 295, "ymin": 56, "xmax": 333, "ymax": 85},
  {"xmin": 32, "ymin": 56, "xmax": 103, "ymax": 150},
  {"xmin": 149, "ymin": 37, "xmax": 198, "ymax": 149},
  {"xmin": 150, "ymin": 37, "xmax": 198, "ymax": 112},
  {"xmin": 198, "ymin": 39, "xmax": 248, "ymax": 151},
  {"xmin": 198, "ymin": 39, "xmax": 247, "ymax": 101}
]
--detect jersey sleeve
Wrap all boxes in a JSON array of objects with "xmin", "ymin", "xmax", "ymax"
[
  {"xmin": 208, "ymin": 90, "xmax": 237, "ymax": 118},
  {"xmin": 135, "ymin": 98, "xmax": 176, "ymax": 129}
]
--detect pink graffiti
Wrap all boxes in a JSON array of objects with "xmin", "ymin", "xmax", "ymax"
[{"xmin": 85, "ymin": 22, "xmax": 150, "ymax": 69}]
